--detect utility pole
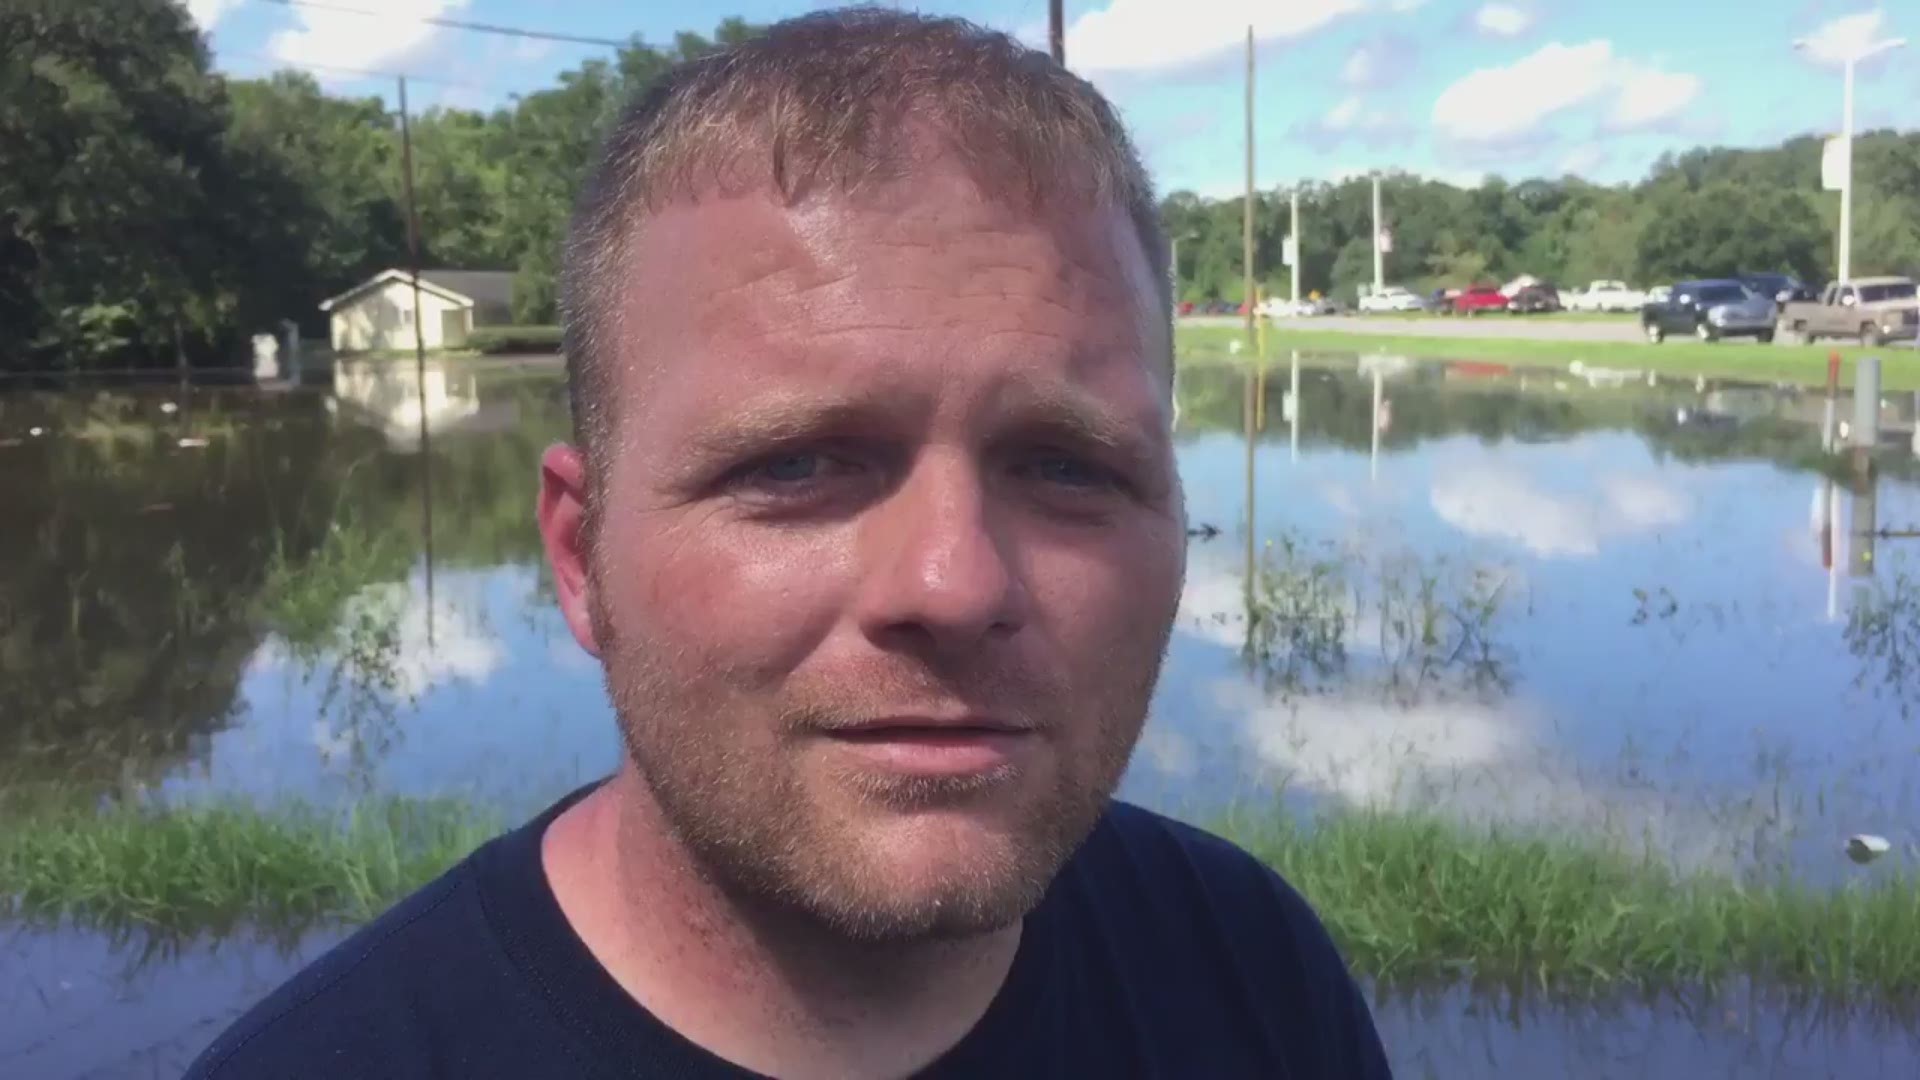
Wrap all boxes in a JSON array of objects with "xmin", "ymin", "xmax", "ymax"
[
  {"xmin": 1289, "ymin": 188, "xmax": 1300, "ymax": 308},
  {"xmin": 1049, "ymin": 0, "xmax": 1063, "ymax": 63},
  {"xmin": 1371, "ymin": 173, "xmax": 1385, "ymax": 294},
  {"xmin": 398, "ymin": 75, "xmax": 436, "ymax": 646},
  {"xmin": 1241, "ymin": 25, "xmax": 1256, "ymax": 614},
  {"xmin": 1242, "ymin": 25, "xmax": 1254, "ymax": 344}
]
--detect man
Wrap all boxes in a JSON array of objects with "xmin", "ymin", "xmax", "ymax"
[{"xmin": 189, "ymin": 10, "xmax": 1389, "ymax": 1078}]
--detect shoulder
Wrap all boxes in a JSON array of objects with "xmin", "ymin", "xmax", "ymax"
[
  {"xmin": 1060, "ymin": 802, "xmax": 1393, "ymax": 1076},
  {"xmin": 1079, "ymin": 801, "xmax": 1318, "ymax": 925},
  {"xmin": 184, "ymin": 847, "xmax": 532, "ymax": 1079}
]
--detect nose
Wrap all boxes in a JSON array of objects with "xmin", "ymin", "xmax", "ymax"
[{"xmin": 854, "ymin": 449, "xmax": 1027, "ymax": 658}]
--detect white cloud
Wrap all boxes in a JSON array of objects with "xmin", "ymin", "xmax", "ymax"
[
  {"xmin": 183, "ymin": 0, "xmax": 242, "ymax": 29},
  {"xmin": 1430, "ymin": 465, "xmax": 1690, "ymax": 557},
  {"xmin": 1797, "ymin": 9, "xmax": 1900, "ymax": 67},
  {"xmin": 1293, "ymin": 94, "xmax": 1412, "ymax": 149},
  {"xmin": 1432, "ymin": 40, "xmax": 1700, "ymax": 144},
  {"xmin": 1607, "ymin": 64, "xmax": 1702, "ymax": 129},
  {"xmin": 268, "ymin": 0, "xmax": 470, "ymax": 75},
  {"xmin": 1341, "ymin": 49, "xmax": 1376, "ymax": 86},
  {"xmin": 1340, "ymin": 34, "xmax": 1419, "ymax": 89},
  {"xmin": 1474, "ymin": 2, "xmax": 1533, "ymax": 37},
  {"xmin": 1067, "ymin": 0, "xmax": 1368, "ymax": 76},
  {"xmin": 1557, "ymin": 142, "xmax": 1607, "ymax": 175}
]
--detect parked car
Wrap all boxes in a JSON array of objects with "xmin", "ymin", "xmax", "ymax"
[
  {"xmin": 1565, "ymin": 280, "xmax": 1647, "ymax": 313},
  {"xmin": 1508, "ymin": 283, "xmax": 1563, "ymax": 314},
  {"xmin": 1451, "ymin": 285, "xmax": 1510, "ymax": 316},
  {"xmin": 1641, "ymin": 280, "xmax": 1776, "ymax": 343},
  {"xmin": 1358, "ymin": 285, "xmax": 1426, "ymax": 313},
  {"xmin": 1777, "ymin": 277, "xmax": 1920, "ymax": 346},
  {"xmin": 1738, "ymin": 272, "xmax": 1817, "ymax": 312}
]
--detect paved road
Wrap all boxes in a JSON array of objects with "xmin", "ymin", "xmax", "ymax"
[{"xmin": 1180, "ymin": 313, "xmax": 1644, "ymax": 343}]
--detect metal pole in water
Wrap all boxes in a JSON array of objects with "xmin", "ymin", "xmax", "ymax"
[
  {"xmin": 1289, "ymin": 348, "xmax": 1300, "ymax": 462},
  {"xmin": 399, "ymin": 75, "xmax": 436, "ymax": 648},
  {"xmin": 1370, "ymin": 367, "xmax": 1383, "ymax": 482},
  {"xmin": 1852, "ymin": 354, "xmax": 1880, "ymax": 450},
  {"xmin": 1823, "ymin": 351, "xmax": 1840, "ymax": 451}
]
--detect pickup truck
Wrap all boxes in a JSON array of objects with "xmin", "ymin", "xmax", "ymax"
[
  {"xmin": 1565, "ymin": 280, "xmax": 1646, "ymax": 313},
  {"xmin": 1778, "ymin": 277, "xmax": 1920, "ymax": 346}
]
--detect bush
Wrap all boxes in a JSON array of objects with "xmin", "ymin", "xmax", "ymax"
[{"xmin": 468, "ymin": 325, "xmax": 562, "ymax": 355}]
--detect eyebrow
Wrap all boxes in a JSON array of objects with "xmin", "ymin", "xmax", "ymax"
[{"xmin": 675, "ymin": 367, "xmax": 1167, "ymax": 473}]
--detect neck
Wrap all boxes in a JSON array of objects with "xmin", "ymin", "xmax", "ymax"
[{"xmin": 541, "ymin": 767, "xmax": 1022, "ymax": 1080}]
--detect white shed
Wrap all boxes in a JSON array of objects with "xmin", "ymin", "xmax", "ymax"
[{"xmin": 320, "ymin": 269, "xmax": 515, "ymax": 353}]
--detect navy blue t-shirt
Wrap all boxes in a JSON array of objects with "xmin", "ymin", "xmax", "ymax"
[{"xmin": 187, "ymin": 786, "xmax": 1390, "ymax": 1078}]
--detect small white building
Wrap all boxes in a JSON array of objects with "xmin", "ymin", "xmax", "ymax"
[{"xmin": 320, "ymin": 268, "xmax": 515, "ymax": 353}]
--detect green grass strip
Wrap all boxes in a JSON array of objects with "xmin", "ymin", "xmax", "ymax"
[
  {"xmin": 1174, "ymin": 324, "xmax": 1920, "ymax": 391},
  {"xmin": 4, "ymin": 796, "xmax": 1918, "ymax": 999},
  {"xmin": 1219, "ymin": 809, "xmax": 1920, "ymax": 999},
  {"xmin": 0, "ymin": 794, "xmax": 498, "ymax": 936}
]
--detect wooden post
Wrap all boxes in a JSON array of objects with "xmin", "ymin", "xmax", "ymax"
[{"xmin": 1049, "ymin": 0, "xmax": 1063, "ymax": 63}]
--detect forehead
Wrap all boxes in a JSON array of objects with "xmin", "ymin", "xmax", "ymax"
[{"xmin": 602, "ymin": 164, "xmax": 1168, "ymax": 428}]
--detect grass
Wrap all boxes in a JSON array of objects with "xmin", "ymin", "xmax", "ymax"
[
  {"xmin": 1221, "ymin": 809, "xmax": 1920, "ymax": 999},
  {"xmin": 1174, "ymin": 324, "xmax": 1920, "ymax": 391},
  {"xmin": 0, "ymin": 790, "xmax": 498, "ymax": 936},
  {"xmin": 4, "ymin": 791, "xmax": 1920, "ymax": 999}
]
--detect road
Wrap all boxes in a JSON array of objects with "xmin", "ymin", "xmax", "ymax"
[{"xmin": 1180, "ymin": 314, "xmax": 1645, "ymax": 343}]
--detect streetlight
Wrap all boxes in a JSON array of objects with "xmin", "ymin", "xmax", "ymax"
[
  {"xmin": 1170, "ymin": 232, "xmax": 1198, "ymax": 301},
  {"xmin": 1795, "ymin": 34, "xmax": 1907, "ymax": 284}
]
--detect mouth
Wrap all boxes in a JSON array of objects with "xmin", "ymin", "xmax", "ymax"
[{"xmin": 818, "ymin": 717, "xmax": 1037, "ymax": 778}]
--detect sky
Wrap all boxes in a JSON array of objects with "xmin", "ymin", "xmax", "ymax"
[{"xmin": 186, "ymin": 0, "xmax": 1917, "ymax": 196}]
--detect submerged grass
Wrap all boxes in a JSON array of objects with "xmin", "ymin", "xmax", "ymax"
[
  {"xmin": 4, "ymin": 793, "xmax": 1919, "ymax": 999},
  {"xmin": 1174, "ymin": 324, "xmax": 1920, "ymax": 390}
]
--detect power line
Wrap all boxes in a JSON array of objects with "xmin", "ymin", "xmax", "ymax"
[
  {"xmin": 222, "ymin": 51, "xmax": 513, "ymax": 94},
  {"xmin": 247, "ymin": 0, "xmax": 630, "ymax": 50}
]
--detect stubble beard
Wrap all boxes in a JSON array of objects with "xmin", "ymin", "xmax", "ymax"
[{"xmin": 590, "ymin": 594, "xmax": 1171, "ymax": 946}]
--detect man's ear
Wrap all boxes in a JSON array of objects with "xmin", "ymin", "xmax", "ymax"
[{"xmin": 537, "ymin": 443, "xmax": 602, "ymax": 658}]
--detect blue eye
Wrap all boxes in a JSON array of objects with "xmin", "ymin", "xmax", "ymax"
[
  {"xmin": 1031, "ymin": 454, "xmax": 1113, "ymax": 489},
  {"xmin": 756, "ymin": 453, "xmax": 822, "ymax": 484}
]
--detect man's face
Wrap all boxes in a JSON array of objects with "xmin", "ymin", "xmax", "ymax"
[{"xmin": 542, "ymin": 160, "xmax": 1185, "ymax": 942}]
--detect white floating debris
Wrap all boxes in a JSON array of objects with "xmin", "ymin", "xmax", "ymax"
[
  {"xmin": 29, "ymin": 426, "xmax": 45, "ymax": 437},
  {"xmin": 160, "ymin": 401, "xmax": 179, "ymax": 415},
  {"xmin": 1847, "ymin": 834, "xmax": 1891, "ymax": 865},
  {"xmin": 176, "ymin": 436, "xmax": 210, "ymax": 449}
]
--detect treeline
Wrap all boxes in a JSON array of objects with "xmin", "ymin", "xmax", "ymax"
[
  {"xmin": 3, "ymin": 0, "xmax": 753, "ymax": 372},
  {"xmin": 9, "ymin": 1, "xmax": 1920, "ymax": 372},
  {"xmin": 1167, "ymin": 133, "xmax": 1920, "ymax": 304}
]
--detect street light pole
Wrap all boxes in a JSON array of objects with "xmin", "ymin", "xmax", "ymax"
[
  {"xmin": 1798, "ymin": 35, "xmax": 1907, "ymax": 285},
  {"xmin": 1371, "ymin": 173, "xmax": 1385, "ymax": 295},
  {"xmin": 1289, "ymin": 188, "xmax": 1301, "ymax": 308},
  {"xmin": 1170, "ymin": 232, "xmax": 1197, "ymax": 300},
  {"xmin": 1841, "ymin": 53, "xmax": 1856, "ymax": 284}
]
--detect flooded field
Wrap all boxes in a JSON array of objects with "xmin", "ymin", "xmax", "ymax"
[{"xmin": 7, "ymin": 351, "xmax": 1920, "ymax": 1076}]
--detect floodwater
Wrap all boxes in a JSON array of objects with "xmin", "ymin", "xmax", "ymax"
[{"xmin": 7, "ymin": 350, "xmax": 1920, "ymax": 1076}]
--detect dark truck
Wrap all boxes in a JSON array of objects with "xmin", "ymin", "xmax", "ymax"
[{"xmin": 1778, "ymin": 277, "xmax": 1920, "ymax": 346}]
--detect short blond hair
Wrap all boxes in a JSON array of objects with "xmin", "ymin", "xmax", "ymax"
[{"xmin": 559, "ymin": 7, "xmax": 1167, "ymax": 461}]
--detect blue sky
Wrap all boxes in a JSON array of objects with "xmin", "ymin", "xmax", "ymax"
[{"xmin": 186, "ymin": 1, "xmax": 1916, "ymax": 195}]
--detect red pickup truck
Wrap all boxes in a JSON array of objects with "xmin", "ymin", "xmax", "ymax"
[{"xmin": 1451, "ymin": 285, "xmax": 1510, "ymax": 316}]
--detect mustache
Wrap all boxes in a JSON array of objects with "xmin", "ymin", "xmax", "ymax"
[{"xmin": 775, "ymin": 659, "xmax": 1061, "ymax": 735}]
